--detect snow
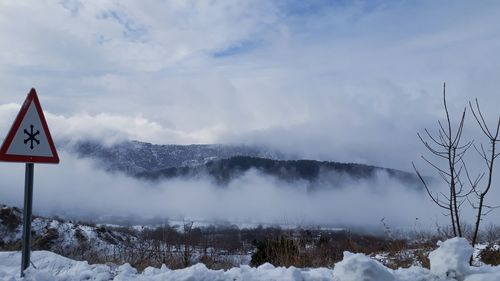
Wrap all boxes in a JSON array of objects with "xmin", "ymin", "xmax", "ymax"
[
  {"xmin": 333, "ymin": 252, "xmax": 394, "ymax": 281},
  {"xmin": 1, "ymin": 237, "xmax": 500, "ymax": 280},
  {"xmin": 429, "ymin": 237, "xmax": 474, "ymax": 280}
]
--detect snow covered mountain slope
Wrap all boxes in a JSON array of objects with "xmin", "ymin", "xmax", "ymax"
[
  {"xmin": 67, "ymin": 139, "xmax": 422, "ymax": 188},
  {"xmin": 68, "ymin": 140, "xmax": 284, "ymax": 174},
  {"xmin": 2, "ymin": 238, "xmax": 500, "ymax": 281}
]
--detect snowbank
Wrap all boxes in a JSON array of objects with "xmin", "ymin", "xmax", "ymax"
[
  {"xmin": 333, "ymin": 252, "xmax": 394, "ymax": 281},
  {"xmin": 1, "ymin": 237, "xmax": 500, "ymax": 280},
  {"xmin": 429, "ymin": 237, "xmax": 474, "ymax": 280}
]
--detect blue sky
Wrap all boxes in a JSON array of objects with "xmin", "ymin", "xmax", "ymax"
[{"xmin": 0, "ymin": 0, "xmax": 499, "ymax": 171}]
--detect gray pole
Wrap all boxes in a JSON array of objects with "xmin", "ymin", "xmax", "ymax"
[{"xmin": 21, "ymin": 163, "xmax": 34, "ymax": 277}]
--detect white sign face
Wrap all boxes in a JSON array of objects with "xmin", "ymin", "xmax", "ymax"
[{"xmin": 6, "ymin": 101, "xmax": 54, "ymax": 157}]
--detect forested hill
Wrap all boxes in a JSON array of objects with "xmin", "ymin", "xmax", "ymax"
[{"xmin": 136, "ymin": 156, "xmax": 423, "ymax": 189}]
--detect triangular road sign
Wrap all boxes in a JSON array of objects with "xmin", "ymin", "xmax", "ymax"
[{"xmin": 0, "ymin": 88, "xmax": 59, "ymax": 164}]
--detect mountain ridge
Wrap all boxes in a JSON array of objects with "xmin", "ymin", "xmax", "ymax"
[
  {"xmin": 137, "ymin": 155, "xmax": 423, "ymax": 189},
  {"xmin": 69, "ymin": 139, "xmax": 285, "ymax": 174},
  {"xmin": 67, "ymin": 139, "xmax": 422, "ymax": 189}
]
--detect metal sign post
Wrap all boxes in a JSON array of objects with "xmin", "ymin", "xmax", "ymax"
[
  {"xmin": 21, "ymin": 163, "xmax": 34, "ymax": 276},
  {"xmin": 0, "ymin": 89, "xmax": 59, "ymax": 277}
]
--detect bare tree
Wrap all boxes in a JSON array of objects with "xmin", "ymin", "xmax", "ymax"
[
  {"xmin": 466, "ymin": 99, "xmax": 500, "ymax": 248},
  {"xmin": 182, "ymin": 220, "xmax": 194, "ymax": 267},
  {"xmin": 413, "ymin": 83, "xmax": 472, "ymax": 237}
]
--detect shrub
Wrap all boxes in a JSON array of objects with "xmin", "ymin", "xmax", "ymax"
[
  {"xmin": 479, "ymin": 244, "xmax": 500, "ymax": 266},
  {"xmin": 251, "ymin": 236, "xmax": 299, "ymax": 267}
]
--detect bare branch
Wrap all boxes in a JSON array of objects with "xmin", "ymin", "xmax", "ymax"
[
  {"xmin": 473, "ymin": 144, "xmax": 488, "ymax": 162},
  {"xmin": 483, "ymin": 204, "xmax": 500, "ymax": 209},
  {"xmin": 468, "ymin": 97, "xmax": 499, "ymax": 248},
  {"xmin": 452, "ymin": 109, "xmax": 467, "ymax": 147},
  {"xmin": 438, "ymin": 171, "xmax": 451, "ymax": 185},
  {"xmin": 457, "ymin": 199, "xmax": 466, "ymax": 209},
  {"xmin": 412, "ymin": 163, "xmax": 449, "ymax": 210},
  {"xmin": 438, "ymin": 120, "xmax": 450, "ymax": 140},
  {"xmin": 466, "ymin": 196, "xmax": 477, "ymax": 209},
  {"xmin": 456, "ymin": 140, "xmax": 473, "ymax": 152},
  {"xmin": 470, "ymin": 99, "xmax": 493, "ymax": 138},
  {"xmin": 425, "ymin": 128, "xmax": 447, "ymax": 148},
  {"xmin": 418, "ymin": 133, "xmax": 448, "ymax": 158},
  {"xmin": 439, "ymin": 192, "xmax": 451, "ymax": 202},
  {"xmin": 421, "ymin": 156, "xmax": 451, "ymax": 176},
  {"xmin": 443, "ymin": 83, "xmax": 453, "ymax": 142},
  {"xmin": 483, "ymin": 207, "xmax": 499, "ymax": 216}
]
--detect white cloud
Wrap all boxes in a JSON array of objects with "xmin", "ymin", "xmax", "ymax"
[
  {"xmin": 0, "ymin": 0, "xmax": 499, "ymax": 172},
  {"xmin": 0, "ymin": 0, "xmax": 278, "ymax": 73},
  {"xmin": 0, "ymin": 103, "xmax": 220, "ymax": 145}
]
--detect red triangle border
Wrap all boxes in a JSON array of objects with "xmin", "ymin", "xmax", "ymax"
[{"xmin": 0, "ymin": 88, "xmax": 59, "ymax": 164}]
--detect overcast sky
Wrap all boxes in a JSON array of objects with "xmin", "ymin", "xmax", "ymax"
[{"xmin": 1, "ymin": 0, "xmax": 500, "ymax": 172}]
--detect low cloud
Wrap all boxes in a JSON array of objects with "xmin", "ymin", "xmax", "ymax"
[
  {"xmin": 0, "ymin": 151, "xmax": 456, "ymax": 231},
  {"xmin": 0, "ymin": 103, "xmax": 217, "ymax": 146}
]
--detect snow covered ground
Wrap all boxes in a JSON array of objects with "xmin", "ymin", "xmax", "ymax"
[{"xmin": 1, "ymin": 238, "xmax": 500, "ymax": 280}]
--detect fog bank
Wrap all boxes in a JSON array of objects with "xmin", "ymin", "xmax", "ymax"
[{"xmin": 0, "ymin": 151, "xmax": 452, "ymax": 231}]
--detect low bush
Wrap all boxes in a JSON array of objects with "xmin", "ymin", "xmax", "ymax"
[{"xmin": 479, "ymin": 244, "xmax": 500, "ymax": 266}]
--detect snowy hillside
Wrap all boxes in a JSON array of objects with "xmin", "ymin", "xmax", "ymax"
[
  {"xmin": 66, "ymin": 139, "xmax": 422, "ymax": 188},
  {"xmin": 2, "ymin": 238, "xmax": 500, "ymax": 280},
  {"xmin": 68, "ymin": 140, "xmax": 284, "ymax": 174},
  {"xmin": 0, "ymin": 205, "xmax": 137, "ymax": 256}
]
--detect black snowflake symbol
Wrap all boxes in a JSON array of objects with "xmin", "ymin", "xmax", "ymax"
[{"xmin": 24, "ymin": 124, "xmax": 40, "ymax": 150}]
